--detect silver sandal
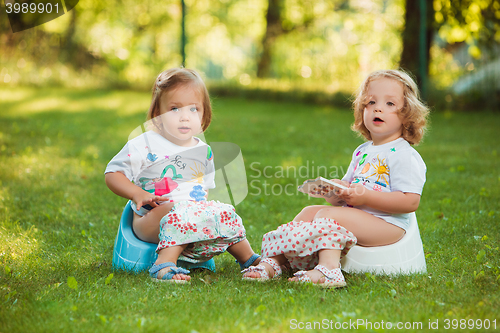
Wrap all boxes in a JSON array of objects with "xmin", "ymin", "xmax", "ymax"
[
  {"xmin": 293, "ymin": 264, "xmax": 346, "ymax": 288},
  {"xmin": 241, "ymin": 258, "xmax": 282, "ymax": 281}
]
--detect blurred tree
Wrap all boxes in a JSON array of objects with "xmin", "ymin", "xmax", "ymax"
[
  {"xmin": 400, "ymin": 0, "xmax": 434, "ymax": 90},
  {"xmin": 256, "ymin": 0, "xmax": 316, "ymax": 78},
  {"xmin": 73, "ymin": 0, "xmax": 180, "ymax": 85},
  {"xmin": 60, "ymin": 8, "xmax": 100, "ymax": 69},
  {"xmin": 257, "ymin": 0, "xmax": 282, "ymax": 78},
  {"xmin": 1, "ymin": 0, "xmax": 406, "ymax": 90},
  {"xmin": 257, "ymin": 0, "xmax": 348, "ymax": 78},
  {"xmin": 185, "ymin": 0, "xmax": 266, "ymax": 79},
  {"xmin": 434, "ymin": 0, "xmax": 500, "ymax": 58},
  {"xmin": 181, "ymin": 0, "xmax": 186, "ymax": 66},
  {"xmin": 401, "ymin": 0, "xmax": 500, "ymax": 86}
]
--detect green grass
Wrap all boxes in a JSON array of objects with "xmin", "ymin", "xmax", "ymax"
[{"xmin": 0, "ymin": 87, "xmax": 499, "ymax": 333}]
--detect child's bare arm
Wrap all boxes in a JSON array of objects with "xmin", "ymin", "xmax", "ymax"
[
  {"xmin": 105, "ymin": 171, "xmax": 169, "ymax": 210},
  {"xmin": 338, "ymin": 183, "xmax": 420, "ymax": 214}
]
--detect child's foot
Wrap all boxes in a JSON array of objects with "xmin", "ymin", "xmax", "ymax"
[
  {"xmin": 149, "ymin": 262, "xmax": 191, "ymax": 283},
  {"xmin": 242, "ymin": 258, "xmax": 282, "ymax": 281},
  {"xmin": 238, "ymin": 253, "xmax": 261, "ymax": 270},
  {"xmin": 289, "ymin": 264, "xmax": 345, "ymax": 288},
  {"xmin": 288, "ymin": 269, "xmax": 325, "ymax": 283},
  {"xmin": 157, "ymin": 267, "xmax": 191, "ymax": 282}
]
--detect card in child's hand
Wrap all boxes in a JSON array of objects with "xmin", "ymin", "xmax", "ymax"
[{"xmin": 297, "ymin": 177, "xmax": 348, "ymax": 198}]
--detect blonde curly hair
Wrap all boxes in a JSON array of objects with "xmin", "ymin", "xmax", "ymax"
[{"xmin": 352, "ymin": 69, "xmax": 430, "ymax": 145}]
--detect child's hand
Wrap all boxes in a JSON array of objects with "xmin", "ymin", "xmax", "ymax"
[
  {"xmin": 132, "ymin": 192, "xmax": 170, "ymax": 211},
  {"xmin": 337, "ymin": 183, "xmax": 370, "ymax": 206},
  {"xmin": 321, "ymin": 179, "xmax": 348, "ymax": 205},
  {"xmin": 330, "ymin": 179, "xmax": 350, "ymax": 190},
  {"xmin": 324, "ymin": 179, "xmax": 350, "ymax": 196}
]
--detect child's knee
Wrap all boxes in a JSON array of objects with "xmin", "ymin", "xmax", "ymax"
[
  {"xmin": 300, "ymin": 206, "xmax": 312, "ymax": 215},
  {"xmin": 300, "ymin": 205, "xmax": 322, "ymax": 216},
  {"xmin": 313, "ymin": 207, "xmax": 340, "ymax": 219}
]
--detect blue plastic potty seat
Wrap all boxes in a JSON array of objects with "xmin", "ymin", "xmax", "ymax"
[{"xmin": 112, "ymin": 201, "xmax": 216, "ymax": 273}]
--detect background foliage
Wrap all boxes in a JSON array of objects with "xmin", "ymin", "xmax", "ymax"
[{"xmin": 0, "ymin": 0, "xmax": 499, "ymax": 110}]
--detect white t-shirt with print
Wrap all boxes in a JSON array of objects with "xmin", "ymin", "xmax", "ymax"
[
  {"xmin": 105, "ymin": 131, "xmax": 216, "ymax": 215},
  {"xmin": 342, "ymin": 137, "xmax": 426, "ymax": 231}
]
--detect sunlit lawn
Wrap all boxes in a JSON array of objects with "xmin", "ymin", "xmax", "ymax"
[{"xmin": 0, "ymin": 87, "xmax": 499, "ymax": 332}]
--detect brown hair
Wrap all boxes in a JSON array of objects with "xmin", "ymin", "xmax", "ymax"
[
  {"xmin": 352, "ymin": 69, "xmax": 430, "ymax": 145},
  {"xmin": 147, "ymin": 68, "xmax": 212, "ymax": 132}
]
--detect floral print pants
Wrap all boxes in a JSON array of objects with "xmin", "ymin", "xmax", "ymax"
[{"xmin": 157, "ymin": 200, "xmax": 246, "ymax": 263}]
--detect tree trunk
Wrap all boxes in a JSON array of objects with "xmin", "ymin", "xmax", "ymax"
[
  {"xmin": 400, "ymin": 0, "xmax": 434, "ymax": 86},
  {"xmin": 62, "ymin": 8, "xmax": 77, "ymax": 56},
  {"xmin": 60, "ymin": 8, "xmax": 100, "ymax": 69},
  {"xmin": 257, "ymin": 0, "xmax": 283, "ymax": 78}
]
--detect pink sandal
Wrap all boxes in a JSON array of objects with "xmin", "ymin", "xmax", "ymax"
[
  {"xmin": 241, "ymin": 258, "xmax": 282, "ymax": 281},
  {"xmin": 293, "ymin": 264, "xmax": 346, "ymax": 288}
]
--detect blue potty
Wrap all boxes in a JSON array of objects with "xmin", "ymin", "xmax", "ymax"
[{"xmin": 112, "ymin": 201, "xmax": 216, "ymax": 273}]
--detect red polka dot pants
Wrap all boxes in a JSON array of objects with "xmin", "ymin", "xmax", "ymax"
[{"xmin": 260, "ymin": 218, "xmax": 357, "ymax": 271}]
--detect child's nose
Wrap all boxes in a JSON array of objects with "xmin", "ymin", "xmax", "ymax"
[{"xmin": 179, "ymin": 107, "xmax": 191, "ymax": 120}]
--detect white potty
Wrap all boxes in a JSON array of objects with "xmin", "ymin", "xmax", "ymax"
[{"xmin": 341, "ymin": 212, "xmax": 426, "ymax": 275}]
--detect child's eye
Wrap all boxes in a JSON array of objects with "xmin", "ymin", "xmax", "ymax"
[
  {"xmin": 171, "ymin": 107, "xmax": 180, "ymax": 112},
  {"xmin": 190, "ymin": 107, "xmax": 198, "ymax": 112},
  {"xmin": 387, "ymin": 102, "xmax": 395, "ymax": 106},
  {"xmin": 367, "ymin": 101, "xmax": 375, "ymax": 105}
]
